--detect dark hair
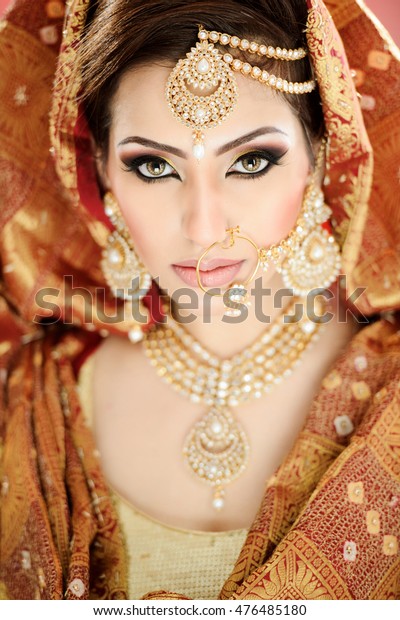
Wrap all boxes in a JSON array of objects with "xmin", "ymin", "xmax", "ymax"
[{"xmin": 79, "ymin": 0, "xmax": 324, "ymax": 157}]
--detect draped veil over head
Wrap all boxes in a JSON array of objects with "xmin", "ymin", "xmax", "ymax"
[{"xmin": 0, "ymin": 0, "xmax": 399, "ymax": 600}]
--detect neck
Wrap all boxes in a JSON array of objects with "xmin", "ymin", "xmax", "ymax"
[{"xmin": 166, "ymin": 271, "xmax": 297, "ymax": 358}]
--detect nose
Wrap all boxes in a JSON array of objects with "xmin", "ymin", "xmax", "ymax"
[{"xmin": 181, "ymin": 175, "xmax": 228, "ymax": 249}]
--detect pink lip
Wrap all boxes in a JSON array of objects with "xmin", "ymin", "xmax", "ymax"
[
  {"xmin": 172, "ymin": 259, "xmax": 244, "ymax": 288},
  {"xmin": 174, "ymin": 258, "xmax": 242, "ymax": 270}
]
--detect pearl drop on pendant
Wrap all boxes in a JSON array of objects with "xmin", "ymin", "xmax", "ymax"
[
  {"xmin": 211, "ymin": 420, "xmax": 222, "ymax": 434},
  {"xmin": 193, "ymin": 143, "xmax": 205, "ymax": 160},
  {"xmin": 212, "ymin": 497, "xmax": 224, "ymax": 510}
]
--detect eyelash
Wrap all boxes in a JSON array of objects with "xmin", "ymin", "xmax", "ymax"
[
  {"xmin": 227, "ymin": 149, "xmax": 286, "ymax": 180},
  {"xmin": 121, "ymin": 149, "xmax": 286, "ymax": 184},
  {"xmin": 121, "ymin": 156, "xmax": 179, "ymax": 184}
]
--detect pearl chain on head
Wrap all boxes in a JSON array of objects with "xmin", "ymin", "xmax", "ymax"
[
  {"xmin": 198, "ymin": 28, "xmax": 315, "ymax": 94},
  {"xmin": 166, "ymin": 26, "xmax": 316, "ymax": 160}
]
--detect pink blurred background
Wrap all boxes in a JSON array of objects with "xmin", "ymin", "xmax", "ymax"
[{"xmin": 0, "ymin": 0, "xmax": 399, "ymax": 44}]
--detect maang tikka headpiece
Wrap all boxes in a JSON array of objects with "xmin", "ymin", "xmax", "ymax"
[{"xmin": 166, "ymin": 26, "xmax": 316, "ymax": 159}]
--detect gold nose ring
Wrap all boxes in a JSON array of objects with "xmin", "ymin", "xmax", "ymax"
[{"xmin": 195, "ymin": 226, "xmax": 261, "ymax": 296}]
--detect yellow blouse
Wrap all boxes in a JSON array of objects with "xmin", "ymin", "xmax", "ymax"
[{"xmin": 78, "ymin": 353, "xmax": 248, "ymax": 600}]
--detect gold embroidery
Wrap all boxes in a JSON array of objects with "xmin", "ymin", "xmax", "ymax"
[
  {"xmin": 368, "ymin": 395, "xmax": 400, "ymax": 479},
  {"xmin": 370, "ymin": 559, "xmax": 400, "ymax": 600},
  {"xmin": 367, "ymin": 50, "xmax": 391, "ymax": 71},
  {"xmin": 307, "ymin": 3, "xmax": 361, "ymax": 161},
  {"xmin": 232, "ymin": 532, "xmax": 352, "ymax": 600},
  {"xmin": 0, "ymin": 24, "xmax": 55, "ymax": 170},
  {"xmin": 2, "ymin": 0, "xmax": 400, "ymax": 601},
  {"xmin": 49, "ymin": 0, "xmax": 90, "ymax": 195},
  {"xmin": 351, "ymin": 381, "xmax": 371, "ymax": 400},
  {"xmin": 307, "ymin": 1, "xmax": 374, "ymax": 305},
  {"xmin": 366, "ymin": 510, "xmax": 380, "ymax": 535},
  {"xmin": 382, "ymin": 536, "xmax": 398, "ymax": 557},
  {"xmin": 322, "ymin": 370, "xmax": 342, "ymax": 390},
  {"xmin": 221, "ymin": 433, "xmax": 343, "ymax": 597},
  {"xmin": 347, "ymin": 481, "xmax": 364, "ymax": 504}
]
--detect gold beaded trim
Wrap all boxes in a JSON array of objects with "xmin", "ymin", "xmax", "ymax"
[
  {"xmin": 143, "ymin": 298, "xmax": 325, "ymax": 509},
  {"xmin": 199, "ymin": 28, "xmax": 307, "ymax": 61},
  {"xmin": 198, "ymin": 28, "xmax": 316, "ymax": 94}
]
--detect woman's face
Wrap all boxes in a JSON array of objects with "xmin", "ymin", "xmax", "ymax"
[{"xmin": 102, "ymin": 64, "xmax": 314, "ymax": 315}]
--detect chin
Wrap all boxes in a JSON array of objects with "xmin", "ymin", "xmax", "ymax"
[
  {"xmin": 172, "ymin": 294, "xmax": 251, "ymax": 324},
  {"xmin": 166, "ymin": 290, "xmax": 223, "ymax": 321}
]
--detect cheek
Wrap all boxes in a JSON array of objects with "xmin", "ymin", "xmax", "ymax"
[
  {"xmin": 257, "ymin": 145, "xmax": 311, "ymax": 245},
  {"xmin": 270, "ymin": 183, "xmax": 304, "ymax": 241},
  {"xmin": 106, "ymin": 176, "xmax": 166, "ymax": 271},
  {"xmin": 252, "ymin": 178, "xmax": 305, "ymax": 247},
  {"xmin": 117, "ymin": 196, "xmax": 173, "ymax": 278},
  {"xmin": 121, "ymin": 206, "xmax": 158, "ymax": 265}
]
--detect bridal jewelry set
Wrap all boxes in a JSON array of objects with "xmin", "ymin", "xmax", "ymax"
[
  {"xmin": 166, "ymin": 27, "xmax": 316, "ymax": 159},
  {"xmin": 143, "ymin": 295, "xmax": 325, "ymax": 510},
  {"xmin": 100, "ymin": 27, "xmax": 341, "ymax": 509}
]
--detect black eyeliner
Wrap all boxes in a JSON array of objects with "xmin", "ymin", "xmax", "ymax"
[
  {"xmin": 226, "ymin": 148, "xmax": 288, "ymax": 180},
  {"xmin": 121, "ymin": 155, "xmax": 179, "ymax": 183}
]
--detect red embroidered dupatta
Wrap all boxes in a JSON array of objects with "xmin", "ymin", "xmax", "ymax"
[{"xmin": 0, "ymin": 0, "xmax": 399, "ymax": 599}]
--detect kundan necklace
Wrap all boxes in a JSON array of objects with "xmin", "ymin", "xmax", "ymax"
[{"xmin": 143, "ymin": 296, "xmax": 325, "ymax": 509}]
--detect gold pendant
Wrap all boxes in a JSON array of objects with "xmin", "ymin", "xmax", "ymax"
[
  {"xmin": 166, "ymin": 40, "xmax": 238, "ymax": 160},
  {"xmin": 183, "ymin": 406, "xmax": 250, "ymax": 510}
]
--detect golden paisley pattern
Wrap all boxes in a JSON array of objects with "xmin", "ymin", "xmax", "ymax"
[
  {"xmin": 306, "ymin": 0, "xmax": 374, "ymax": 295},
  {"xmin": 231, "ymin": 532, "xmax": 351, "ymax": 600},
  {"xmin": 322, "ymin": 0, "xmax": 400, "ymax": 314}
]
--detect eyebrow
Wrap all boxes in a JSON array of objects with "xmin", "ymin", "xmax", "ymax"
[
  {"xmin": 216, "ymin": 127, "xmax": 289, "ymax": 155},
  {"xmin": 117, "ymin": 126, "xmax": 288, "ymax": 159},
  {"xmin": 118, "ymin": 136, "xmax": 187, "ymax": 159}
]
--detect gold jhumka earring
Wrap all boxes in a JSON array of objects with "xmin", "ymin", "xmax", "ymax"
[
  {"xmin": 166, "ymin": 27, "xmax": 316, "ymax": 159},
  {"xmin": 258, "ymin": 141, "xmax": 342, "ymax": 295},
  {"xmin": 101, "ymin": 192, "xmax": 152, "ymax": 304}
]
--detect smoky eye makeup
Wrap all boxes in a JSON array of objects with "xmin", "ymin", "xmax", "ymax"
[
  {"xmin": 119, "ymin": 143, "xmax": 289, "ymax": 184},
  {"xmin": 226, "ymin": 146, "xmax": 289, "ymax": 179},
  {"xmin": 120, "ymin": 154, "xmax": 180, "ymax": 183}
]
